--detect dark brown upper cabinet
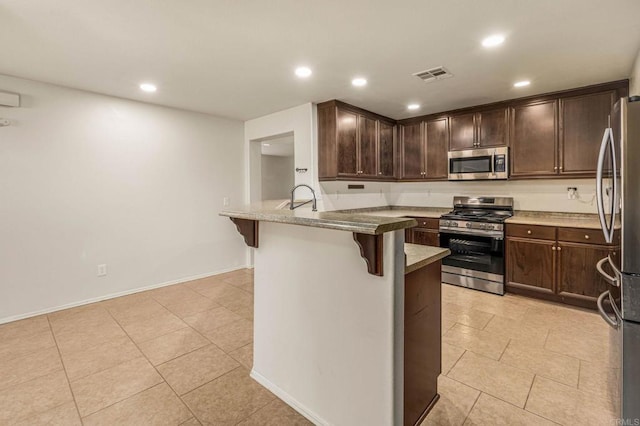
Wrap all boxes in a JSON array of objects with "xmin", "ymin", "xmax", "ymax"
[
  {"xmin": 378, "ymin": 121, "xmax": 395, "ymax": 178},
  {"xmin": 399, "ymin": 118, "xmax": 449, "ymax": 180},
  {"xmin": 425, "ymin": 118, "xmax": 449, "ymax": 179},
  {"xmin": 449, "ymin": 113, "xmax": 475, "ymax": 151},
  {"xmin": 318, "ymin": 100, "xmax": 396, "ymax": 181},
  {"xmin": 510, "ymin": 99, "xmax": 558, "ymax": 177},
  {"xmin": 449, "ymin": 107, "xmax": 508, "ymax": 151},
  {"xmin": 559, "ymin": 90, "xmax": 616, "ymax": 176},
  {"xmin": 400, "ymin": 122, "xmax": 423, "ymax": 179},
  {"xmin": 317, "ymin": 80, "xmax": 627, "ymax": 182}
]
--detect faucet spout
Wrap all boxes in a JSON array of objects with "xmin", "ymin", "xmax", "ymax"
[{"xmin": 290, "ymin": 184, "xmax": 317, "ymax": 212}]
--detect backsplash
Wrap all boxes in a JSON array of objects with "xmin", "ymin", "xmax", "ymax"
[{"xmin": 319, "ymin": 179, "xmax": 598, "ymax": 213}]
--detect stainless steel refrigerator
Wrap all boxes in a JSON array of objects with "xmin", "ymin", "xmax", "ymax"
[{"xmin": 596, "ymin": 95, "xmax": 640, "ymax": 422}]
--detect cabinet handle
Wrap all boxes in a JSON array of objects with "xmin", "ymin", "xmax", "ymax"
[
  {"xmin": 585, "ymin": 235, "xmax": 590, "ymax": 240},
  {"xmin": 558, "ymin": 247, "xmax": 562, "ymax": 251},
  {"xmin": 378, "ymin": 172, "xmax": 382, "ymax": 175},
  {"xmin": 552, "ymin": 246, "xmax": 557, "ymax": 251},
  {"xmin": 554, "ymin": 166, "xmax": 558, "ymax": 171},
  {"xmin": 559, "ymin": 166, "xmax": 563, "ymax": 170},
  {"xmin": 527, "ymin": 230, "xmax": 532, "ymax": 235}
]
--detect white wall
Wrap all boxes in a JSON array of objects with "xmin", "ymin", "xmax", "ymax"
[
  {"xmin": 388, "ymin": 179, "xmax": 598, "ymax": 213},
  {"xmin": 252, "ymin": 223, "xmax": 404, "ymax": 425},
  {"xmin": 0, "ymin": 74, "xmax": 246, "ymax": 323},
  {"xmin": 244, "ymin": 103, "xmax": 316, "ymax": 202},
  {"xmin": 630, "ymin": 47, "xmax": 640, "ymax": 97},
  {"xmin": 261, "ymin": 155, "xmax": 294, "ymax": 200}
]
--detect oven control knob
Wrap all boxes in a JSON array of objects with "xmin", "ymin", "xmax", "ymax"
[
  {"xmin": 466, "ymin": 222, "xmax": 472, "ymax": 228},
  {"xmin": 451, "ymin": 222, "xmax": 458, "ymax": 227},
  {"xmin": 442, "ymin": 220, "xmax": 449, "ymax": 227}
]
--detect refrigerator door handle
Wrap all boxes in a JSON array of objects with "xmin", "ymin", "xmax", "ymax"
[
  {"xmin": 596, "ymin": 128, "xmax": 616, "ymax": 243},
  {"xmin": 597, "ymin": 290, "xmax": 619, "ymax": 329},
  {"xmin": 596, "ymin": 257, "xmax": 619, "ymax": 287}
]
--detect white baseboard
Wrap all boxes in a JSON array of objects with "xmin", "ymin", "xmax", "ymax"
[
  {"xmin": 250, "ymin": 369, "xmax": 328, "ymax": 426},
  {"xmin": 0, "ymin": 265, "xmax": 250, "ymax": 325}
]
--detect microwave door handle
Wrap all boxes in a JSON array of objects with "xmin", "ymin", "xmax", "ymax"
[{"xmin": 491, "ymin": 152, "xmax": 495, "ymax": 175}]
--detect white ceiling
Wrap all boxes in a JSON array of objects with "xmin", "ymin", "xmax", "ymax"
[{"xmin": 1, "ymin": 0, "xmax": 639, "ymax": 121}]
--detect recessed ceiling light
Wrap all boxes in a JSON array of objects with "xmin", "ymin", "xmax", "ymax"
[
  {"xmin": 295, "ymin": 66, "xmax": 312, "ymax": 78},
  {"xmin": 139, "ymin": 83, "xmax": 157, "ymax": 93},
  {"xmin": 263, "ymin": 143, "xmax": 271, "ymax": 146},
  {"xmin": 482, "ymin": 34, "xmax": 505, "ymax": 48},
  {"xmin": 407, "ymin": 104, "xmax": 420, "ymax": 111},
  {"xmin": 352, "ymin": 78, "xmax": 367, "ymax": 87},
  {"xmin": 513, "ymin": 80, "xmax": 531, "ymax": 88}
]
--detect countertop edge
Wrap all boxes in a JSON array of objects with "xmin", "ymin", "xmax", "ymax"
[
  {"xmin": 219, "ymin": 211, "xmax": 418, "ymax": 235},
  {"xmin": 404, "ymin": 244, "xmax": 450, "ymax": 274}
]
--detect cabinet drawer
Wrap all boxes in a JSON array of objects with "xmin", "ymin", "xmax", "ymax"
[
  {"xmin": 410, "ymin": 217, "xmax": 439, "ymax": 229},
  {"xmin": 557, "ymin": 227, "xmax": 609, "ymax": 245},
  {"xmin": 507, "ymin": 224, "xmax": 556, "ymax": 240}
]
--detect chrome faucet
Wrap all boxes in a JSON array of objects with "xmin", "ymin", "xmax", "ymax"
[{"xmin": 289, "ymin": 184, "xmax": 317, "ymax": 212}]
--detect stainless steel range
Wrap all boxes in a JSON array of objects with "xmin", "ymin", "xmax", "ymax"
[{"xmin": 439, "ymin": 196, "xmax": 513, "ymax": 295}]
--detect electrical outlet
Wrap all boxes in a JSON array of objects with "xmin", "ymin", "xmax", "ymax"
[
  {"xmin": 97, "ymin": 264, "xmax": 107, "ymax": 277},
  {"xmin": 223, "ymin": 197, "xmax": 230, "ymax": 207},
  {"xmin": 567, "ymin": 187, "xmax": 578, "ymax": 200}
]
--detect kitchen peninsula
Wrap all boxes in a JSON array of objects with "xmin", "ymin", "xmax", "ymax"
[{"xmin": 220, "ymin": 203, "xmax": 449, "ymax": 426}]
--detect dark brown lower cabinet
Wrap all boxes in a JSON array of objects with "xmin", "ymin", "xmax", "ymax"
[
  {"xmin": 506, "ymin": 224, "xmax": 619, "ymax": 309},
  {"xmin": 405, "ymin": 217, "xmax": 440, "ymax": 247},
  {"xmin": 404, "ymin": 261, "xmax": 441, "ymax": 426},
  {"xmin": 557, "ymin": 242, "xmax": 615, "ymax": 306},
  {"xmin": 506, "ymin": 237, "xmax": 556, "ymax": 296}
]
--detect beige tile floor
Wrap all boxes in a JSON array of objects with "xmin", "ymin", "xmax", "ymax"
[{"xmin": 0, "ymin": 269, "xmax": 619, "ymax": 425}]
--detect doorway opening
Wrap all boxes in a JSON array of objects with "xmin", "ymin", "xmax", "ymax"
[{"xmin": 249, "ymin": 132, "xmax": 295, "ymax": 203}]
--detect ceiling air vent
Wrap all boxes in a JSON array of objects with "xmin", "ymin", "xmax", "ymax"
[{"xmin": 413, "ymin": 66, "xmax": 453, "ymax": 83}]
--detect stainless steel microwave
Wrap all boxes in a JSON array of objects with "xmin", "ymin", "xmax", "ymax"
[{"xmin": 448, "ymin": 147, "xmax": 508, "ymax": 180}]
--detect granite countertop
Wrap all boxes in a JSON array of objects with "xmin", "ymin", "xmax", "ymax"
[
  {"xmin": 219, "ymin": 201, "xmax": 417, "ymax": 235},
  {"xmin": 505, "ymin": 211, "xmax": 613, "ymax": 229},
  {"xmin": 404, "ymin": 244, "xmax": 450, "ymax": 274},
  {"xmin": 334, "ymin": 206, "xmax": 451, "ymax": 218}
]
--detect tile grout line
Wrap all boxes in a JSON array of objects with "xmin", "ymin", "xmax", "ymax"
[
  {"xmin": 461, "ymin": 390, "xmax": 483, "ymax": 424},
  {"xmin": 497, "ymin": 338, "xmax": 511, "ymax": 361},
  {"xmin": 522, "ymin": 373, "xmax": 537, "ymax": 411},
  {"xmin": 103, "ymin": 307, "xmax": 201, "ymax": 423},
  {"xmin": 444, "ymin": 349, "xmax": 467, "ymax": 378},
  {"xmin": 45, "ymin": 315, "xmax": 85, "ymax": 425}
]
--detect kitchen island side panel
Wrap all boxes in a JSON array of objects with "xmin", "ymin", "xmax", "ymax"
[{"xmin": 252, "ymin": 222, "xmax": 404, "ymax": 426}]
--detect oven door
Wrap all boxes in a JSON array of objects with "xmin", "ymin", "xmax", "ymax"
[{"xmin": 439, "ymin": 231, "xmax": 504, "ymax": 276}]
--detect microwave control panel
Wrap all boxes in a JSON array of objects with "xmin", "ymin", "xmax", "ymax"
[{"xmin": 494, "ymin": 155, "xmax": 506, "ymax": 173}]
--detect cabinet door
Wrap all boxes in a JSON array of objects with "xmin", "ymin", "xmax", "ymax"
[
  {"xmin": 510, "ymin": 100, "xmax": 558, "ymax": 177},
  {"xmin": 358, "ymin": 115, "xmax": 378, "ymax": 177},
  {"xmin": 556, "ymin": 242, "xmax": 615, "ymax": 304},
  {"xmin": 378, "ymin": 121, "xmax": 395, "ymax": 178},
  {"xmin": 336, "ymin": 109, "xmax": 358, "ymax": 176},
  {"xmin": 317, "ymin": 105, "xmax": 337, "ymax": 179},
  {"xmin": 506, "ymin": 237, "xmax": 556, "ymax": 295},
  {"xmin": 425, "ymin": 118, "xmax": 449, "ymax": 180},
  {"xmin": 449, "ymin": 113, "xmax": 475, "ymax": 150},
  {"xmin": 477, "ymin": 108, "xmax": 508, "ymax": 148},
  {"xmin": 405, "ymin": 228, "xmax": 414, "ymax": 244},
  {"xmin": 411, "ymin": 229, "xmax": 440, "ymax": 246},
  {"xmin": 401, "ymin": 122, "xmax": 424, "ymax": 179},
  {"xmin": 560, "ymin": 91, "xmax": 615, "ymax": 175}
]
